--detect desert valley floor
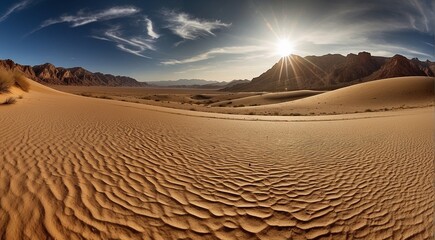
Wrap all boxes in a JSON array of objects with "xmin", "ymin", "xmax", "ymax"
[{"xmin": 0, "ymin": 79, "xmax": 434, "ymax": 239}]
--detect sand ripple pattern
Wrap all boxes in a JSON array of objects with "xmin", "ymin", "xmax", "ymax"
[{"xmin": 0, "ymin": 95, "xmax": 433, "ymax": 239}]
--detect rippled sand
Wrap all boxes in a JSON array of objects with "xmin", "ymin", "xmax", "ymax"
[{"xmin": 0, "ymin": 80, "xmax": 433, "ymax": 239}]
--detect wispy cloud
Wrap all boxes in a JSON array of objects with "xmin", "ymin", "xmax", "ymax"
[
  {"xmin": 92, "ymin": 26, "xmax": 154, "ymax": 58},
  {"xmin": 31, "ymin": 6, "xmax": 140, "ymax": 34},
  {"xmin": 175, "ymin": 66, "xmax": 211, "ymax": 74},
  {"xmin": 296, "ymin": 1, "xmax": 434, "ymax": 46},
  {"xmin": 0, "ymin": 0, "xmax": 31, "ymax": 22},
  {"xmin": 162, "ymin": 46, "xmax": 267, "ymax": 65},
  {"xmin": 144, "ymin": 17, "xmax": 159, "ymax": 39},
  {"xmin": 162, "ymin": 10, "xmax": 231, "ymax": 40}
]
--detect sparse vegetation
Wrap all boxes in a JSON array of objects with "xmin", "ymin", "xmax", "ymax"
[
  {"xmin": 96, "ymin": 95, "xmax": 112, "ymax": 100},
  {"xmin": 13, "ymin": 73, "xmax": 30, "ymax": 92},
  {"xmin": 0, "ymin": 69, "xmax": 30, "ymax": 93},
  {"xmin": 192, "ymin": 94, "xmax": 212, "ymax": 100},
  {"xmin": 0, "ymin": 70, "xmax": 15, "ymax": 93},
  {"xmin": 80, "ymin": 93, "xmax": 93, "ymax": 97},
  {"xmin": 3, "ymin": 97, "xmax": 17, "ymax": 105}
]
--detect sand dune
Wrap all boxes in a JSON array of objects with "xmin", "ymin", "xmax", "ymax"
[
  {"xmin": 0, "ymin": 79, "xmax": 433, "ymax": 239},
  {"xmin": 210, "ymin": 90, "xmax": 325, "ymax": 107},
  {"xmin": 223, "ymin": 76, "xmax": 434, "ymax": 115},
  {"xmin": 54, "ymin": 77, "xmax": 434, "ymax": 116}
]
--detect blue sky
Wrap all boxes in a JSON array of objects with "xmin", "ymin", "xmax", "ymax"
[{"xmin": 0, "ymin": 0, "xmax": 433, "ymax": 81}]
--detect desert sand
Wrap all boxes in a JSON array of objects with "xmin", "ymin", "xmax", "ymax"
[
  {"xmin": 0, "ymin": 78, "xmax": 433, "ymax": 239},
  {"xmin": 53, "ymin": 77, "xmax": 434, "ymax": 116}
]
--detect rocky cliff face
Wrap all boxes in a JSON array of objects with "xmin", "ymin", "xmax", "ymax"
[
  {"xmin": 0, "ymin": 60, "xmax": 147, "ymax": 87},
  {"xmin": 367, "ymin": 55, "xmax": 431, "ymax": 80},
  {"xmin": 327, "ymin": 52, "xmax": 385, "ymax": 85},
  {"xmin": 225, "ymin": 52, "xmax": 434, "ymax": 92}
]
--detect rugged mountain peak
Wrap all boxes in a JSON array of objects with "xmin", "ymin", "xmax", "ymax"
[
  {"xmin": 2, "ymin": 59, "xmax": 16, "ymax": 68},
  {"xmin": 36, "ymin": 63, "xmax": 56, "ymax": 71},
  {"xmin": 0, "ymin": 59, "xmax": 147, "ymax": 87},
  {"xmin": 367, "ymin": 54, "xmax": 429, "ymax": 80},
  {"xmin": 225, "ymin": 52, "xmax": 433, "ymax": 92}
]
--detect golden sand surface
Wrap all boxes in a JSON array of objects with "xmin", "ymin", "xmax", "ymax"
[
  {"xmin": 53, "ymin": 77, "xmax": 434, "ymax": 116},
  {"xmin": 0, "ymin": 79, "xmax": 433, "ymax": 239}
]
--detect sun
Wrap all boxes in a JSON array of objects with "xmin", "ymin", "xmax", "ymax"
[{"xmin": 275, "ymin": 38, "xmax": 294, "ymax": 57}]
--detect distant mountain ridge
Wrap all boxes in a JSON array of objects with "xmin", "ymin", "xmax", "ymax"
[
  {"xmin": 225, "ymin": 52, "xmax": 435, "ymax": 92},
  {"xmin": 149, "ymin": 79, "xmax": 219, "ymax": 87},
  {"xmin": 2, "ymin": 52, "xmax": 433, "ymax": 90},
  {"xmin": 149, "ymin": 79, "xmax": 250, "ymax": 89},
  {"xmin": 0, "ymin": 59, "xmax": 148, "ymax": 87}
]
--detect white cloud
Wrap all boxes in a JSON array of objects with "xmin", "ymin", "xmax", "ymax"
[
  {"xmin": 116, "ymin": 44, "xmax": 150, "ymax": 58},
  {"xmin": 89, "ymin": 36, "xmax": 110, "ymax": 41},
  {"xmin": 92, "ymin": 27, "xmax": 154, "ymax": 58},
  {"xmin": 0, "ymin": 0, "xmax": 31, "ymax": 22},
  {"xmin": 162, "ymin": 46, "xmax": 267, "ymax": 65},
  {"xmin": 145, "ymin": 17, "xmax": 159, "ymax": 39},
  {"xmin": 162, "ymin": 10, "xmax": 231, "ymax": 40},
  {"xmin": 33, "ymin": 6, "xmax": 140, "ymax": 33}
]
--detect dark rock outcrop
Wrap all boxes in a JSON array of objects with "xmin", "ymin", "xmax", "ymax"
[{"xmin": 0, "ymin": 60, "xmax": 147, "ymax": 87}]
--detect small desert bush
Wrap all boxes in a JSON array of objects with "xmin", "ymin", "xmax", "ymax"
[
  {"xmin": 97, "ymin": 95, "xmax": 112, "ymax": 99},
  {"xmin": 80, "ymin": 93, "xmax": 92, "ymax": 97},
  {"xmin": 0, "ymin": 70, "xmax": 15, "ymax": 93},
  {"xmin": 13, "ymin": 73, "xmax": 30, "ymax": 92},
  {"xmin": 3, "ymin": 97, "xmax": 17, "ymax": 105},
  {"xmin": 0, "ymin": 69, "xmax": 30, "ymax": 93}
]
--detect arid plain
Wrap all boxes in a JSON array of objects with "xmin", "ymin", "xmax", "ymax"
[{"xmin": 0, "ymin": 77, "xmax": 433, "ymax": 239}]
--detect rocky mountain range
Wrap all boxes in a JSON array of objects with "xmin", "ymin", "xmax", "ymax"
[
  {"xmin": 225, "ymin": 52, "xmax": 435, "ymax": 92},
  {"xmin": 2, "ymin": 52, "xmax": 434, "ymax": 91},
  {"xmin": 0, "ymin": 59, "xmax": 147, "ymax": 87},
  {"xmin": 149, "ymin": 79, "xmax": 220, "ymax": 87},
  {"xmin": 149, "ymin": 79, "xmax": 250, "ymax": 89}
]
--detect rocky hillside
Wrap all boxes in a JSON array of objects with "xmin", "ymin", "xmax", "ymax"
[
  {"xmin": 0, "ymin": 59, "xmax": 147, "ymax": 87},
  {"xmin": 225, "ymin": 52, "xmax": 434, "ymax": 92}
]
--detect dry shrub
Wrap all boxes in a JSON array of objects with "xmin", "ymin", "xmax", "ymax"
[
  {"xmin": 13, "ymin": 73, "xmax": 30, "ymax": 92},
  {"xmin": 0, "ymin": 70, "xmax": 30, "ymax": 93},
  {"xmin": 3, "ymin": 97, "xmax": 17, "ymax": 105},
  {"xmin": 0, "ymin": 70, "xmax": 15, "ymax": 93}
]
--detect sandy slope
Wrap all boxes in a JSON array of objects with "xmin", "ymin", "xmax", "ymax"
[
  {"xmin": 222, "ymin": 76, "xmax": 435, "ymax": 115},
  {"xmin": 0, "ymin": 79, "xmax": 433, "ymax": 239},
  {"xmin": 210, "ymin": 90, "xmax": 325, "ymax": 107}
]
